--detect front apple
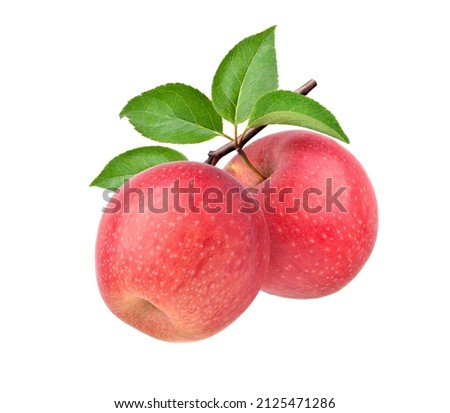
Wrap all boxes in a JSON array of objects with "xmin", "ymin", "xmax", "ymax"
[
  {"xmin": 225, "ymin": 130, "xmax": 378, "ymax": 299},
  {"xmin": 96, "ymin": 161, "xmax": 270, "ymax": 342}
]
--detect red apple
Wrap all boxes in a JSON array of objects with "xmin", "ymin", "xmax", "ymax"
[
  {"xmin": 95, "ymin": 161, "xmax": 270, "ymax": 342},
  {"xmin": 224, "ymin": 130, "xmax": 378, "ymax": 299}
]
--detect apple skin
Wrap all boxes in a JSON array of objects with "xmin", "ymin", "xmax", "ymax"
[
  {"xmin": 96, "ymin": 161, "xmax": 270, "ymax": 342},
  {"xmin": 224, "ymin": 130, "xmax": 378, "ymax": 299}
]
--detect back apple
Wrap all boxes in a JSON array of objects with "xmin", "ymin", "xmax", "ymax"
[{"xmin": 225, "ymin": 130, "xmax": 378, "ymax": 299}]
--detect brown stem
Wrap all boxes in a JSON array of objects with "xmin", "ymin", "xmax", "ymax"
[
  {"xmin": 205, "ymin": 79, "xmax": 317, "ymax": 166},
  {"xmin": 236, "ymin": 147, "xmax": 266, "ymax": 181}
]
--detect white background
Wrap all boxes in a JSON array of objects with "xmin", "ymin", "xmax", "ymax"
[{"xmin": 1, "ymin": 1, "xmax": 449, "ymax": 412}]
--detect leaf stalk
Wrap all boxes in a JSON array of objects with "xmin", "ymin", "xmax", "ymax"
[{"xmin": 204, "ymin": 79, "xmax": 317, "ymax": 166}]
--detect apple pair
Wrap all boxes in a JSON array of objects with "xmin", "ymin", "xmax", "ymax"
[{"xmin": 96, "ymin": 130, "xmax": 378, "ymax": 342}]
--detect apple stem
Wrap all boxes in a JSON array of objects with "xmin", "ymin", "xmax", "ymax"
[
  {"xmin": 204, "ymin": 79, "xmax": 317, "ymax": 166},
  {"xmin": 236, "ymin": 147, "xmax": 267, "ymax": 181}
]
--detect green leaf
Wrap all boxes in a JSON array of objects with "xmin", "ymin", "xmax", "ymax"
[
  {"xmin": 248, "ymin": 91, "xmax": 350, "ymax": 143},
  {"xmin": 120, "ymin": 83, "xmax": 223, "ymax": 144},
  {"xmin": 212, "ymin": 26, "xmax": 278, "ymax": 125},
  {"xmin": 90, "ymin": 146, "xmax": 187, "ymax": 190}
]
